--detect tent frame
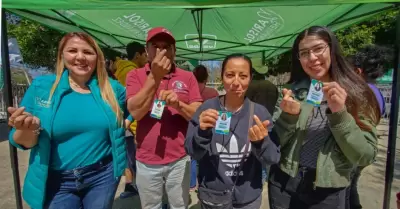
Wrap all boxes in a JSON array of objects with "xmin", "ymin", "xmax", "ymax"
[
  {"xmin": 1, "ymin": 8, "xmax": 23, "ymax": 209},
  {"xmin": 1, "ymin": 4, "xmax": 400, "ymax": 209},
  {"xmin": 383, "ymin": 8, "xmax": 400, "ymax": 209},
  {"xmin": 7, "ymin": 4, "xmax": 397, "ymax": 60}
]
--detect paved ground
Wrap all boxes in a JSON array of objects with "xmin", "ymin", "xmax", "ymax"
[{"xmin": 0, "ymin": 122, "xmax": 399, "ymax": 209}]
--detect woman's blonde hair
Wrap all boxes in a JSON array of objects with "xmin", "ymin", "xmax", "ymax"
[{"xmin": 49, "ymin": 32, "xmax": 123, "ymax": 124}]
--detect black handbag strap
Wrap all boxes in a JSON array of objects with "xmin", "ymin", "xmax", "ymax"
[{"xmin": 231, "ymin": 101, "xmax": 254, "ymax": 191}]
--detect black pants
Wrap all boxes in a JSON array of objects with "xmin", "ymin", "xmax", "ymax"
[
  {"xmin": 345, "ymin": 167, "xmax": 363, "ymax": 209},
  {"xmin": 268, "ymin": 165, "xmax": 346, "ymax": 209}
]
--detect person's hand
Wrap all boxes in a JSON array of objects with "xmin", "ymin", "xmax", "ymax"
[
  {"xmin": 199, "ymin": 109, "xmax": 219, "ymax": 131},
  {"xmin": 322, "ymin": 82, "xmax": 347, "ymax": 113},
  {"xmin": 280, "ymin": 88, "xmax": 301, "ymax": 115},
  {"xmin": 159, "ymin": 90, "xmax": 179, "ymax": 109},
  {"xmin": 248, "ymin": 115, "xmax": 269, "ymax": 142},
  {"xmin": 125, "ymin": 119, "xmax": 132, "ymax": 130},
  {"xmin": 7, "ymin": 107, "xmax": 40, "ymax": 131},
  {"xmin": 151, "ymin": 48, "xmax": 171, "ymax": 81}
]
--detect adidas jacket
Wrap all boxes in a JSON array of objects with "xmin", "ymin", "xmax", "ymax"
[{"xmin": 185, "ymin": 97, "xmax": 280, "ymax": 205}]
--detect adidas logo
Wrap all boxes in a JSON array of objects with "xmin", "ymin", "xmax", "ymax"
[{"xmin": 216, "ymin": 134, "xmax": 251, "ymax": 169}]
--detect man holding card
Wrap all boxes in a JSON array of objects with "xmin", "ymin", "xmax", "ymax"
[{"xmin": 126, "ymin": 27, "xmax": 203, "ymax": 209}]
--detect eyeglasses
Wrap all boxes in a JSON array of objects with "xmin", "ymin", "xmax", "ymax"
[{"xmin": 297, "ymin": 44, "xmax": 329, "ymax": 60}]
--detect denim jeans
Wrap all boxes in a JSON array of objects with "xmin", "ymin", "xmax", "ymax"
[
  {"xmin": 262, "ymin": 165, "xmax": 270, "ymax": 184},
  {"xmin": 44, "ymin": 158, "xmax": 120, "ymax": 209},
  {"xmin": 346, "ymin": 166, "xmax": 363, "ymax": 209},
  {"xmin": 190, "ymin": 158, "xmax": 197, "ymax": 188},
  {"xmin": 136, "ymin": 155, "xmax": 191, "ymax": 209}
]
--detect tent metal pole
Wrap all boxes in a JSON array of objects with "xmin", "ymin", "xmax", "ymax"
[
  {"xmin": 191, "ymin": 9, "xmax": 204, "ymax": 55},
  {"xmin": 328, "ymin": 4, "xmax": 361, "ymax": 26},
  {"xmin": 382, "ymin": 8, "xmax": 400, "ymax": 209},
  {"xmin": 1, "ymin": 9, "xmax": 23, "ymax": 209},
  {"xmin": 262, "ymin": 51, "xmax": 266, "ymax": 65},
  {"xmin": 199, "ymin": 9, "xmax": 204, "ymax": 54}
]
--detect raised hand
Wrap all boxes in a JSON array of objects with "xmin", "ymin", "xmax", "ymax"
[
  {"xmin": 249, "ymin": 115, "xmax": 269, "ymax": 142},
  {"xmin": 322, "ymin": 82, "xmax": 347, "ymax": 113},
  {"xmin": 7, "ymin": 107, "xmax": 40, "ymax": 131},
  {"xmin": 199, "ymin": 109, "xmax": 219, "ymax": 131},
  {"xmin": 159, "ymin": 89, "xmax": 179, "ymax": 109},
  {"xmin": 280, "ymin": 88, "xmax": 301, "ymax": 115},
  {"xmin": 151, "ymin": 48, "xmax": 171, "ymax": 80}
]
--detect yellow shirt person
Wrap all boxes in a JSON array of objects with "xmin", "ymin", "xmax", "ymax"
[{"xmin": 113, "ymin": 42, "xmax": 147, "ymax": 135}]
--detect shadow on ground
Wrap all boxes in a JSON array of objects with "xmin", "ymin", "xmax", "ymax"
[
  {"xmin": 112, "ymin": 194, "xmax": 201, "ymax": 209},
  {"xmin": 112, "ymin": 196, "xmax": 141, "ymax": 209}
]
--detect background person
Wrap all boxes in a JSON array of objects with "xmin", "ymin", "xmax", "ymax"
[
  {"xmin": 246, "ymin": 67, "xmax": 279, "ymax": 114},
  {"xmin": 189, "ymin": 64, "xmax": 219, "ymax": 192},
  {"xmin": 114, "ymin": 41, "xmax": 147, "ymax": 199},
  {"xmin": 346, "ymin": 44, "xmax": 392, "ymax": 209},
  {"xmin": 246, "ymin": 66, "xmax": 279, "ymax": 183},
  {"xmin": 114, "ymin": 42, "xmax": 147, "ymax": 86},
  {"xmin": 193, "ymin": 64, "xmax": 219, "ymax": 100}
]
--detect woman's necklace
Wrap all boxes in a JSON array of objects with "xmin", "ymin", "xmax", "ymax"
[{"xmin": 69, "ymin": 78, "xmax": 90, "ymax": 92}]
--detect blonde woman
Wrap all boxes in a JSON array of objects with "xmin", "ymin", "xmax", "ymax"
[{"xmin": 7, "ymin": 32, "xmax": 127, "ymax": 209}]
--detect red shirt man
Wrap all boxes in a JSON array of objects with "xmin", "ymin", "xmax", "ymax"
[{"xmin": 126, "ymin": 27, "xmax": 202, "ymax": 209}]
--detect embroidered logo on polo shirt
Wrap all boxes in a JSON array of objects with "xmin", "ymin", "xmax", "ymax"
[{"xmin": 172, "ymin": 80, "xmax": 187, "ymax": 93}]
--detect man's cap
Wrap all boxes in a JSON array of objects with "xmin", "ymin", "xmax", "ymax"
[{"xmin": 146, "ymin": 27, "xmax": 175, "ymax": 44}]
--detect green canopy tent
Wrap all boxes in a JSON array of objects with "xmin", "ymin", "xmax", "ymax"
[
  {"xmin": 4, "ymin": 2, "xmax": 396, "ymax": 60},
  {"xmin": 4, "ymin": 0, "xmax": 399, "ymax": 9},
  {"xmin": 1, "ymin": 1, "xmax": 400, "ymax": 209},
  {"xmin": 378, "ymin": 69, "xmax": 394, "ymax": 84}
]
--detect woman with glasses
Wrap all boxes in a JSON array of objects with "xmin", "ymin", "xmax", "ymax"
[{"xmin": 268, "ymin": 26, "xmax": 380, "ymax": 209}]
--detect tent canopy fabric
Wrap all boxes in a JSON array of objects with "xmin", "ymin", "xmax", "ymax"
[
  {"xmin": 3, "ymin": 0, "xmax": 399, "ymax": 9},
  {"xmin": 378, "ymin": 69, "xmax": 394, "ymax": 84},
  {"xmin": 3, "ymin": 1, "xmax": 397, "ymax": 60}
]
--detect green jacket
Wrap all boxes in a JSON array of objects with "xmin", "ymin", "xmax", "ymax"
[{"xmin": 272, "ymin": 83, "xmax": 378, "ymax": 188}]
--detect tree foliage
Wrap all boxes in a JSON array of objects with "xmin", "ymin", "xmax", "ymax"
[
  {"xmin": 6, "ymin": 14, "xmax": 64, "ymax": 70},
  {"xmin": 336, "ymin": 10, "xmax": 398, "ymax": 56},
  {"xmin": 266, "ymin": 9, "xmax": 398, "ymax": 76},
  {"xmin": 265, "ymin": 51, "xmax": 291, "ymax": 76}
]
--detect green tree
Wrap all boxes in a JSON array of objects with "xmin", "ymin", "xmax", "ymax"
[
  {"xmin": 336, "ymin": 10, "xmax": 398, "ymax": 56},
  {"xmin": 265, "ymin": 9, "xmax": 398, "ymax": 76},
  {"xmin": 265, "ymin": 51, "xmax": 291, "ymax": 76},
  {"xmin": 7, "ymin": 17, "xmax": 64, "ymax": 70}
]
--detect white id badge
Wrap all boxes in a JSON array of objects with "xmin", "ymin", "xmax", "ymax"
[
  {"xmin": 150, "ymin": 100, "xmax": 166, "ymax": 119},
  {"xmin": 306, "ymin": 79, "xmax": 324, "ymax": 106},
  {"xmin": 215, "ymin": 111, "xmax": 232, "ymax": 135}
]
